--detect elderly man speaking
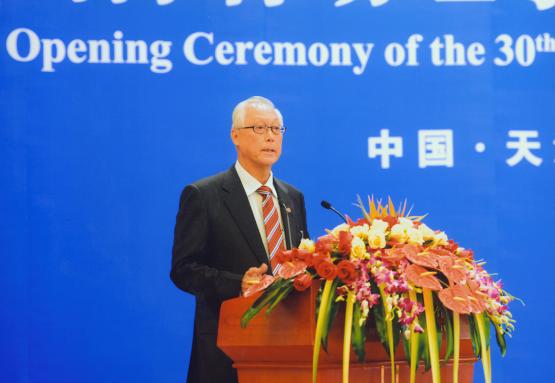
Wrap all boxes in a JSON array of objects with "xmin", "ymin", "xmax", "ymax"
[{"xmin": 170, "ymin": 96, "xmax": 309, "ymax": 383}]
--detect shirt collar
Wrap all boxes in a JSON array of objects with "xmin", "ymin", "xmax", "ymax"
[{"xmin": 235, "ymin": 161, "xmax": 278, "ymax": 198}]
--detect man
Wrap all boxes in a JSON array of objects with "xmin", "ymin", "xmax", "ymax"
[{"xmin": 170, "ymin": 96, "xmax": 309, "ymax": 383}]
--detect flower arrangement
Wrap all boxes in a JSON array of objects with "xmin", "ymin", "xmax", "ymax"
[{"xmin": 241, "ymin": 197, "xmax": 517, "ymax": 383}]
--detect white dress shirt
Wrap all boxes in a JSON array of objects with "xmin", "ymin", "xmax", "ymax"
[{"xmin": 235, "ymin": 161, "xmax": 285, "ymax": 257}]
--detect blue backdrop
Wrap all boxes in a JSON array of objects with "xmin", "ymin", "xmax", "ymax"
[{"xmin": 1, "ymin": 1, "xmax": 554, "ymax": 382}]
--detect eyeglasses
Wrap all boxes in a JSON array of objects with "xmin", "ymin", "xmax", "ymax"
[{"xmin": 236, "ymin": 125, "xmax": 287, "ymax": 135}]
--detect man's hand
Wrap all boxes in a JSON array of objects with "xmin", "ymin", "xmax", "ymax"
[{"xmin": 241, "ymin": 263, "xmax": 268, "ymax": 295}]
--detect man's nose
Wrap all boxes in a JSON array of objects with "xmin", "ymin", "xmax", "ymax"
[{"xmin": 264, "ymin": 128, "xmax": 275, "ymax": 141}]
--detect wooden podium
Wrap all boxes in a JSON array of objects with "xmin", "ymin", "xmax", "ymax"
[{"xmin": 218, "ymin": 282, "xmax": 476, "ymax": 382}]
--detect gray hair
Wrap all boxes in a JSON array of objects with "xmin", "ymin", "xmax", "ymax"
[{"xmin": 231, "ymin": 96, "xmax": 283, "ymax": 129}]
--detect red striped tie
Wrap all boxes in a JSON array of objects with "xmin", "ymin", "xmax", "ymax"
[{"xmin": 257, "ymin": 186, "xmax": 285, "ymax": 274}]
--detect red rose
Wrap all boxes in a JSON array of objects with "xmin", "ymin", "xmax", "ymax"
[
  {"xmin": 315, "ymin": 235, "xmax": 334, "ymax": 255},
  {"xmin": 315, "ymin": 259, "xmax": 337, "ymax": 280},
  {"xmin": 311, "ymin": 252, "xmax": 328, "ymax": 267},
  {"xmin": 457, "ymin": 249, "xmax": 474, "ymax": 260},
  {"xmin": 444, "ymin": 239, "xmax": 459, "ymax": 253},
  {"xmin": 381, "ymin": 216, "xmax": 399, "ymax": 229},
  {"xmin": 337, "ymin": 231, "xmax": 353, "ymax": 256},
  {"xmin": 337, "ymin": 260, "xmax": 358, "ymax": 284},
  {"xmin": 293, "ymin": 273, "xmax": 313, "ymax": 292},
  {"xmin": 354, "ymin": 218, "xmax": 369, "ymax": 226}
]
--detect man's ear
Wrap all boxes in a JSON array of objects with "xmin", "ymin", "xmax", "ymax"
[{"xmin": 230, "ymin": 127, "xmax": 239, "ymax": 146}]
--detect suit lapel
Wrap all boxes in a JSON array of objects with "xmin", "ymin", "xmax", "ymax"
[
  {"xmin": 274, "ymin": 177, "xmax": 297, "ymax": 250},
  {"xmin": 222, "ymin": 166, "xmax": 269, "ymax": 266}
]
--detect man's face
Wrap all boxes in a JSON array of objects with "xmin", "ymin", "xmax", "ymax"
[{"xmin": 231, "ymin": 106, "xmax": 283, "ymax": 171}]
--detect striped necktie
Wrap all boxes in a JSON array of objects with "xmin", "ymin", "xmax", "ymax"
[{"xmin": 256, "ymin": 186, "xmax": 285, "ymax": 274}]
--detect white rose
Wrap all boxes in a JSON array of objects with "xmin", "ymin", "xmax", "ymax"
[
  {"xmin": 390, "ymin": 223, "xmax": 409, "ymax": 243},
  {"xmin": 370, "ymin": 219, "xmax": 389, "ymax": 234},
  {"xmin": 368, "ymin": 229, "xmax": 387, "ymax": 249},
  {"xmin": 331, "ymin": 223, "xmax": 350, "ymax": 236},
  {"xmin": 417, "ymin": 223, "xmax": 436, "ymax": 241},
  {"xmin": 350, "ymin": 224, "xmax": 370, "ymax": 241},
  {"xmin": 397, "ymin": 217, "xmax": 414, "ymax": 228},
  {"xmin": 298, "ymin": 238, "xmax": 315, "ymax": 253},
  {"xmin": 407, "ymin": 227, "xmax": 424, "ymax": 245},
  {"xmin": 434, "ymin": 231, "xmax": 449, "ymax": 246},
  {"xmin": 350, "ymin": 236, "xmax": 369, "ymax": 260}
]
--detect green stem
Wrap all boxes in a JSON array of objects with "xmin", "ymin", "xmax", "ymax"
[
  {"xmin": 423, "ymin": 288, "xmax": 441, "ymax": 383},
  {"xmin": 475, "ymin": 313, "xmax": 492, "ymax": 383},
  {"xmin": 408, "ymin": 290, "xmax": 419, "ymax": 383},
  {"xmin": 313, "ymin": 280, "xmax": 333, "ymax": 383},
  {"xmin": 453, "ymin": 312, "xmax": 460, "ymax": 383},
  {"xmin": 379, "ymin": 287, "xmax": 396, "ymax": 383},
  {"xmin": 343, "ymin": 291, "xmax": 355, "ymax": 383}
]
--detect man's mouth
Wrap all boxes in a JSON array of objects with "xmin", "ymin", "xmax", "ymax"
[{"xmin": 262, "ymin": 149, "xmax": 276, "ymax": 153}]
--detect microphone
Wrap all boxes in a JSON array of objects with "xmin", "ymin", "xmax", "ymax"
[
  {"xmin": 279, "ymin": 200, "xmax": 293, "ymax": 250},
  {"xmin": 321, "ymin": 200, "xmax": 347, "ymax": 223}
]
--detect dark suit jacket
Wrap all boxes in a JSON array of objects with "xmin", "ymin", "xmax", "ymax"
[{"xmin": 170, "ymin": 165, "xmax": 308, "ymax": 383}]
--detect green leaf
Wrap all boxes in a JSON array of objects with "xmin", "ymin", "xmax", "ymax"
[
  {"xmin": 264, "ymin": 281, "xmax": 294, "ymax": 315},
  {"xmin": 442, "ymin": 307, "xmax": 454, "ymax": 363},
  {"xmin": 413, "ymin": 293, "xmax": 429, "ymax": 372},
  {"xmin": 483, "ymin": 313, "xmax": 491, "ymax": 349},
  {"xmin": 321, "ymin": 278, "xmax": 341, "ymax": 352},
  {"xmin": 402, "ymin": 333, "xmax": 411, "ymax": 364},
  {"xmin": 468, "ymin": 315, "xmax": 481, "ymax": 358},
  {"xmin": 493, "ymin": 321, "xmax": 507, "ymax": 357},
  {"xmin": 313, "ymin": 280, "xmax": 334, "ymax": 383},
  {"xmin": 315, "ymin": 281, "xmax": 324, "ymax": 321},
  {"xmin": 372, "ymin": 296, "xmax": 390, "ymax": 355},
  {"xmin": 391, "ymin": 314, "xmax": 402, "ymax": 354},
  {"xmin": 421, "ymin": 330, "xmax": 431, "ymax": 372},
  {"xmin": 240, "ymin": 279, "xmax": 286, "ymax": 328},
  {"xmin": 372, "ymin": 283, "xmax": 403, "ymax": 369},
  {"xmin": 351, "ymin": 301, "xmax": 367, "ymax": 362}
]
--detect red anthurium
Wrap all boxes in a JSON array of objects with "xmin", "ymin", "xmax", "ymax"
[
  {"xmin": 438, "ymin": 284, "xmax": 486, "ymax": 314},
  {"xmin": 296, "ymin": 249, "xmax": 314, "ymax": 266},
  {"xmin": 275, "ymin": 249, "xmax": 293, "ymax": 264},
  {"xmin": 466, "ymin": 280, "xmax": 488, "ymax": 313},
  {"xmin": 382, "ymin": 245, "xmax": 410, "ymax": 265},
  {"xmin": 428, "ymin": 247, "xmax": 454, "ymax": 258},
  {"xmin": 438, "ymin": 256, "xmax": 467, "ymax": 284},
  {"xmin": 406, "ymin": 245, "xmax": 440, "ymax": 269},
  {"xmin": 278, "ymin": 260, "xmax": 307, "ymax": 280},
  {"xmin": 406, "ymin": 264, "xmax": 442, "ymax": 291},
  {"xmin": 438, "ymin": 285, "xmax": 473, "ymax": 314},
  {"xmin": 242, "ymin": 274, "xmax": 276, "ymax": 298}
]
